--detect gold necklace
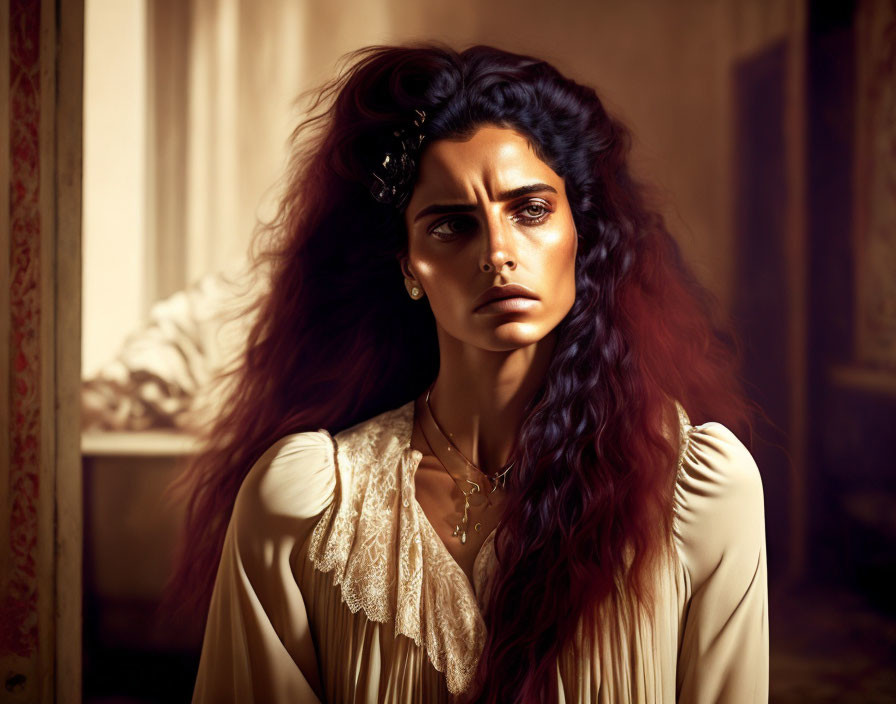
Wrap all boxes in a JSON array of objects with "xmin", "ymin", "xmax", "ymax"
[{"xmin": 417, "ymin": 383, "xmax": 515, "ymax": 545}]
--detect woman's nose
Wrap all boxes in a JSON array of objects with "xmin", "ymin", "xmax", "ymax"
[{"xmin": 478, "ymin": 213, "xmax": 516, "ymax": 273}]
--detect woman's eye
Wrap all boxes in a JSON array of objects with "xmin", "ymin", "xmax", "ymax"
[
  {"xmin": 428, "ymin": 201, "xmax": 551, "ymax": 240},
  {"xmin": 430, "ymin": 217, "xmax": 474, "ymax": 240},
  {"xmin": 516, "ymin": 202, "xmax": 550, "ymax": 223}
]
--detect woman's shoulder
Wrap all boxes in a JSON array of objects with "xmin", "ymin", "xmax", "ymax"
[
  {"xmin": 232, "ymin": 400, "xmax": 412, "ymax": 530},
  {"xmin": 676, "ymin": 420, "xmax": 763, "ymax": 500},
  {"xmin": 672, "ymin": 414, "xmax": 766, "ymax": 589},
  {"xmin": 233, "ymin": 429, "xmax": 337, "ymax": 531}
]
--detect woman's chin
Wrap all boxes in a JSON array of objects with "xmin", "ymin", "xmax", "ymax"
[{"xmin": 473, "ymin": 323, "xmax": 550, "ymax": 350}]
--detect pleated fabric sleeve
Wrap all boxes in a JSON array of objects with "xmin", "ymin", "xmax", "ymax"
[
  {"xmin": 673, "ymin": 421, "xmax": 769, "ymax": 703},
  {"xmin": 191, "ymin": 430, "xmax": 337, "ymax": 704}
]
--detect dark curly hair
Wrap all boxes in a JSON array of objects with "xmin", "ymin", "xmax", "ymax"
[{"xmin": 163, "ymin": 40, "xmax": 753, "ymax": 703}]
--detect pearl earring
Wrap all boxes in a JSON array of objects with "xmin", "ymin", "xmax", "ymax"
[{"xmin": 404, "ymin": 277, "xmax": 424, "ymax": 300}]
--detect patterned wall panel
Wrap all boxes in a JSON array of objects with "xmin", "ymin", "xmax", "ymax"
[
  {"xmin": 854, "ymin": 0, "xmax": 896, "ymax": 370},
  {"xmin": 2, "ymin": 0, "xmax": 41, "ymax": 670}
]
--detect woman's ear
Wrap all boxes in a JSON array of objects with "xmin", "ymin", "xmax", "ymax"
[{"xmin": 398, "ymin": 254, "xmax": 417, "ymax": 282}]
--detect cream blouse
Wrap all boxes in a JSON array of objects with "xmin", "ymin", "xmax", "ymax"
[{"xmin": 191, "ymin": 399, "xmax": 768, "ymax": 703}]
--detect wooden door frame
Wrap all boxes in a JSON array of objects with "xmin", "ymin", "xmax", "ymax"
[{"xmin": 1, "ymin": 0, "xmax": 83, "ymax": 701}]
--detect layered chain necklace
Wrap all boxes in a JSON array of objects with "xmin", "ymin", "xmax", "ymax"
[{"xmin": 415, "ymin": 382, "xmax": 515, "ymax": 545}]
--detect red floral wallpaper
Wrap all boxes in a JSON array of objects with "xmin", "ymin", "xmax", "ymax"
[{"xmin": 1, "ymin": 0, "xmax": 41, "ymax": 660}]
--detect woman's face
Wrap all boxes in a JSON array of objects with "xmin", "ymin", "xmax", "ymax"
[{"xmin": 400, "ymin": 124, "xmax": 578, "ymax": 352}]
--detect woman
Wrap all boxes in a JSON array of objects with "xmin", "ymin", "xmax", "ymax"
[{"xmin": 164, "ymin": 41, "xmax": 768, "ymax": 703}]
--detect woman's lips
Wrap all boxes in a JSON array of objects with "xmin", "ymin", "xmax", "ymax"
[{"xmin": 474, "ymin": 296, "xmax": 539, "ymax": 314}]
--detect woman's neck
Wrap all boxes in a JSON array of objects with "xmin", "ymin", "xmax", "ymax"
[{"xmin": 425, "ymin": 329, "xmax": 557, "ymax": 476}]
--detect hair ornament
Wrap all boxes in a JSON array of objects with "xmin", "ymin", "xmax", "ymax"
[{"xmin": 369, "ymin": 108, "xmax": 428, "ymax": 210}]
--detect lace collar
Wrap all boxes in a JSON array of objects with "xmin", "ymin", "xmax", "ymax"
[
  {"xmin": 306, "ymin": 399, "xmax": 487, "ymax": 695},
  {"xmin": 306, "ymin": 398, "xmax": 694, "ymax": 696}
]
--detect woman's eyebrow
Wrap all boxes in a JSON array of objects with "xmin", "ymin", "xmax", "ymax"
[{"xmin": 412, "ymin": 182, "xmax": 558, "ymax": 222}]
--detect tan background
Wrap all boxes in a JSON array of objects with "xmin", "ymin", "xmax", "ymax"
[{"xmin": 82, "ymin": 0, "xmax": 800, "ymax": 375}]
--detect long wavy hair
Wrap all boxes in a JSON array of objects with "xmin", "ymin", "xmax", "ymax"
[{"xmin": 163, "ymin": 41, "xmax": 754, "ymax": 703}]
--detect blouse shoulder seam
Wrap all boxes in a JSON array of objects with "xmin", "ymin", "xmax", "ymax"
[
  {"xmin": 674, "ymin": 400, "xmax": 696, "ymax": 483},
  {"xmin": 237, "ymin": 428, "xmax": 338, "ymax": 521}
]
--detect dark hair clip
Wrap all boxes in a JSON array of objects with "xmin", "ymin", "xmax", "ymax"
[{"xmin": 369, "ymin": 108, "xmax": 428, "ymax": 210}]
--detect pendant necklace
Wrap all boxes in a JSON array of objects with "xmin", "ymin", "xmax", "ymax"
[{"xmin": 415, "ymin": 382, "xmax": 515, "ymax": 545}]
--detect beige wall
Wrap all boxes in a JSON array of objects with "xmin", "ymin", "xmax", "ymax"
[
  {"xmin": 474, "ymin": 0, "xmax": 737, "ymax": 307},
  {"xmin": 82, "ymin": 0, "xmax": 147, "ymax": 378},
  {"xmin": 83, "ymin": 0, "xmax": 801, "ymax": 370},
  {"xmin": 255, "ymin": 0, "xmax": 798, "ymax": 310}
]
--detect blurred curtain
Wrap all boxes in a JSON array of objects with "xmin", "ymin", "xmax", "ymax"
[
  {"xmin": 144, "ymin": 0, "xmax": 475, "ymax": 305},
  {"xmin": 146, "ymin": 0, "xmax": 308, "ymax": 303}
]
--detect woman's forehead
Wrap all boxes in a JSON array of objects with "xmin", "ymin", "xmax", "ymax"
[
  {"xmin": 422, "ymin": 125, "xmax": 542, "ymax": 169},
  {"xmin": 411, "ymin": 126, "xmax": 562, "ymax": 202}
]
